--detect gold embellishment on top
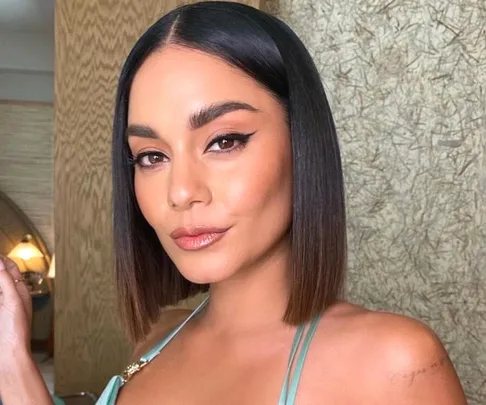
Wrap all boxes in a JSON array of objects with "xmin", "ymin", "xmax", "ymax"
[{"xmin": 121, "ymin": 359, "xmax": 149, "ymax": 384}]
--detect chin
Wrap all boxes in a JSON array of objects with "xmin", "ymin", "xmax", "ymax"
[{"xmin": 170, "ymin": 252, "xmax": 241, "ymax": 285}]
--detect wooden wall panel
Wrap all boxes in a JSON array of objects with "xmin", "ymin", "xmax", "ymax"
[{"xmin": 54, "ymin": 0, "xmax": 262, "ymax": 395}]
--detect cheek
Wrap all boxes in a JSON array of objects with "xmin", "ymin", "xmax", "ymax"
[{"xmin": 221, "ymin": 137, "xmax": 292, "ymax": 223}]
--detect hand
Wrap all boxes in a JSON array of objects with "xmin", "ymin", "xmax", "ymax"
[
  {"xmin": 0, "ymin": 255, "xmax": 32, "ymax": 355},
  {"xmin": 0, "ymin": 257, "xmax": 54, "ymax": 404}
]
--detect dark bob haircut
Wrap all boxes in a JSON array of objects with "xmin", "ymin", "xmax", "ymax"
[{"xmin": 113, "ymin": 1, "xmax": 346, "ymax": 342}]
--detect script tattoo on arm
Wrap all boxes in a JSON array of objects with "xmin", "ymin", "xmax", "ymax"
[{"xmin": 390, "ymin": 355, "xmax": 449, "ymax": 387}]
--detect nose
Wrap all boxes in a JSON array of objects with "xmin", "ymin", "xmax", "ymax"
[{"xmin": 167, "ymin": 157, "xmax": 212, "ymax": 211}]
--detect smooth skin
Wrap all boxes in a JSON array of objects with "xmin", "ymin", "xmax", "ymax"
[{"xmin": 0, "ymin": 45, "xmax": 467, "ymax": 405}]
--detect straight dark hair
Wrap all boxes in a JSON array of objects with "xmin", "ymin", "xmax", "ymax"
[{"xmin": 112, "ymin": 1, "xmax": 346, "ymax": 342}]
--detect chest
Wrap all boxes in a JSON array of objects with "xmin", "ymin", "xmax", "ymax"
[
  {"xmin": 115, "ymin": 340, "xmax": 355, "ymax": 405},
  {"xmin": 116, "ymin": 341, "xmax": 286, "ymax": 405}
]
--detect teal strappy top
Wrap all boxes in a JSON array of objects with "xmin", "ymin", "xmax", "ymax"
[{"xmin": 96, "ymin": 297, "xmax": 320, "ymax": 405}]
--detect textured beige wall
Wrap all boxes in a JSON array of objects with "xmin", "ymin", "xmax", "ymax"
[{"xmin": 270, "ymin": 1, "xmax": 485, "ymax": 403}]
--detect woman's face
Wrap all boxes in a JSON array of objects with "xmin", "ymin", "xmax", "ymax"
[{"xmin": 127, "ymin": 45, "xmax": 292, "ymax": 284}]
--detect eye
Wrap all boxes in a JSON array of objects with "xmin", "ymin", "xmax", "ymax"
[
  {"xmin": 206, "ymin": 132, "xmax": 255, "ymax": 153},
  {"xmin": 209, "ymin": 138, "xmax": 237, "ymax": 151},
  {"xmin": 131, "ymin": 151, "xmax": 168, "ymax": 169}
]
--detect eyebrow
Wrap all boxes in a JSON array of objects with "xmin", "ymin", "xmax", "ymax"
[{"xmin": 126, "ymin": 101, "xmax": 259, "ymax": 139}]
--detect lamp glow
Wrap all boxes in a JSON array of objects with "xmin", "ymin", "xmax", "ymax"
[
  {"xmin": 48, "ymin": 254, "xmax": 55, "ymax": 278},
  {"xmin": 8, "ymin": 234, "xmax": 44, "ymax": 261}
]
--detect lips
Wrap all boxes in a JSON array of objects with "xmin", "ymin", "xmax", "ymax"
[{"xmin": 170, "ymin": 226, "xmax": 229, "ymax": 251}]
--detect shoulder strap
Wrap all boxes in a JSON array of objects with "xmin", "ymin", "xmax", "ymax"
[
  {"xmin": 285, "ymin": 316, "xmax": 320, "ymax": 404},
  {"xmin": 140, "ymin": 296, "xmax": 209, "ymax": 363},
  {"xmin": 95, "ymin": 297, "xmax": 209, "ymax": 405},
  {"xmin": 278, "ymin": 324, "xmax": 305, "ymax": 405},
  {"xmin": 121, "ymin": 296, "xmax": 209, "ymax": 384},
  {"xmin": 96, "ymin": 375, "xmax": 123, "ymax": 405}
]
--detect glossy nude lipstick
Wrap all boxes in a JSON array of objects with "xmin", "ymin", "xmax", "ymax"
[{"xmin": 170, "ymin": 227, "xmax": 229, "ymax": 251}]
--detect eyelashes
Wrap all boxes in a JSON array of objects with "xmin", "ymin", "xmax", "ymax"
[
  {"xmin": 128, "ymin": 132, "xmax": 256, "ymax": 169},
  {"xmin": 128, "ymin": 150, "xmax": 167, "ymax": 168},
  {"xmin": 206, "ymin": 132, "xmax": 255, "ymax": 153}
]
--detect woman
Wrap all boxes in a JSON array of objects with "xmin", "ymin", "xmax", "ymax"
[{"xmin": 0, "ymin": 2, "xmax": 467, "ymax": 405}]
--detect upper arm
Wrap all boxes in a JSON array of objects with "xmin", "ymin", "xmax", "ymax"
[
  {"xmin": 365, "ymin": 314, "xmax": 468, "ymax": 405},
  {"xmin": 130, "ymin": 308, "xmax": 193, "ymax": 362}
]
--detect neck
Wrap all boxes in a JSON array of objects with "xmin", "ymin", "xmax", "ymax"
[{"xmin": 202, "ymin": 239, "xmax": 291, "ymax": 335}]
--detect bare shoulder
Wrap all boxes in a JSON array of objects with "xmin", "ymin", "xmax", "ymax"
[
  {"xmin": 311, "ymin": 301, "xmax": 467, "ymax": 404},
  {"xmin": 130, "ymin": 308, "xmax": 193, "ymax": 361}
]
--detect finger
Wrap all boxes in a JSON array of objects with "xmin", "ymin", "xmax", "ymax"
[
  {"xmin": 0, "ymin": 256, "xmax": 30, "ymax": 300},
  {"xmin": 0, "ymin": 256, "xmax": 32, "ymax": 314},
  {"xmin": 0, "ymin": 255, "xmax": 23, "ymax": 280},
  {"xmin": 0, "ymin": 257, "xmax": 24, "ymax": 305}
]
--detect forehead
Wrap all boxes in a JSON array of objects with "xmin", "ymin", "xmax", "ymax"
[{"xmin": 128, "ymin": 46, "xmax": 269, "ymax": 123}]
